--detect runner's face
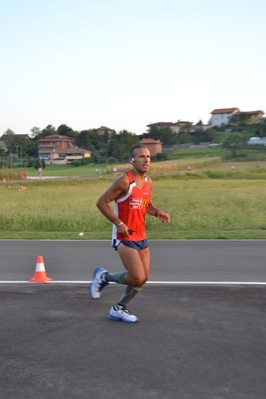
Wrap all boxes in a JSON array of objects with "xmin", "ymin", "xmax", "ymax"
[{"xmin": 131, "ymin": 148, "xmax": 151, "ymax": 173}]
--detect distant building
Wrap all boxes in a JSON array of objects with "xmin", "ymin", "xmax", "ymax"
[
  {"xmin": 37, "ymin": 134, "xmax": 91, "ymax": 164},
  {"xmin": 14, "ymin": 134, "xmax": 31, "ymax": 139},
  {"xmin": 38, "ymin": 134, "xmax": 75, "ymax": 158},
  {"xmin": 232, "ymin": 110, "xmax": 264, "ymax": 125},
  {"xmin": 95, "ymin": 126, "xmax": 114, "ymax": 137},
  {"xmin": 139, "ymin": 138, "xmax": 163, "ymax": 156},
  {"xmin": 147, "ymin": 120, "xmax": 192, "ymax": 135},
  {"xmin": 210, "ymin": 108, "xmax": 239, "ymax": 127},
  {"xmin": 190, "ymin": 123, "xmax": 211, "ymax": 132},
  {"xmin": 55, "ymin": 147, "xmax": 92, "ymax": 164}
]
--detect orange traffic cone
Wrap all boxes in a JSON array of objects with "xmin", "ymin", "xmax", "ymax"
[{"xmin": 29, "ymin": 255, "xmax": 52, "ymax": 283}]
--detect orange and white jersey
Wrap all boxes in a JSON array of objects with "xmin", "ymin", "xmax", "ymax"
[{"xmin": 112, "ymin": 171, "xmax": 151, "ymax": 247}]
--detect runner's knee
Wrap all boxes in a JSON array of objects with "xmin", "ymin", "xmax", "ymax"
[{"xmin": 128, "ymin": 274, "xmax": 147, "ymax": 286}]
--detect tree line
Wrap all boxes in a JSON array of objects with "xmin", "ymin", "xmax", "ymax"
[{"xmin": 1, "ymin": 119, "xmax": 266, "ymax": 167}]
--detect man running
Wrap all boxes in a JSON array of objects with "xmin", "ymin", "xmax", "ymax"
[{"xmin": 89, "ymin": 144, "xmax": 170, "ymax": 322}]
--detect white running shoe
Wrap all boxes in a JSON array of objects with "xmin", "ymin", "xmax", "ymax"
[
  {"xmin": 89, "ymin": 267, "xmax": 108, "ymax": 300},
  {"xmin": 109, "ymin": 305, "xmax": 138, "ymax": 323}
]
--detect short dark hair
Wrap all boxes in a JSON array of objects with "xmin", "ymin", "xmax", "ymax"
[{"xmin": 129, "ymin": 144, "xmax": 148, "ymax": 159}]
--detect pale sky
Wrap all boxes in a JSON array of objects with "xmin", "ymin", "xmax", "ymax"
[{"xmin": 1, "ymin": 0, "xmax": 265, "ymax": 136}]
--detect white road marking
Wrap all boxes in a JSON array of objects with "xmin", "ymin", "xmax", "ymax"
[{"xmin": 0, "ymin": 281, "xmax": 266, "ymax": 285}]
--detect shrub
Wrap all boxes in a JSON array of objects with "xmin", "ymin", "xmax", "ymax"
[{"xmin": 71, "ymin": 160, "xmax": 81, "ymax": 167}]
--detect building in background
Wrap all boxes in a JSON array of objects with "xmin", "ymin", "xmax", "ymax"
[
  {"xmin": 95, "ymin": 126, "xmax": 114, "ymax": 138},
  {"xmin": 232, "ymin": 110, "xmax": 264, "ymax": 125},
  {"xmin": 210, "ymin": 108, "xmax": 239, "ymax": 127},
  {"xmin": 139, "ymin": 138, "xmax": 163, "ymax": 156},
  {"xmin": 37, "ymin": 134, "xmax": 91, "ymax": 164},
  {"xmin": 147, "ymin": 120, "xmax": 192, "ymax": 134}
]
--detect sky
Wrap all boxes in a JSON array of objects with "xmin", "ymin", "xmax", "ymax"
[{"xmin": 1, "ymin": 0, "xmax": 265, "ymax": 136}]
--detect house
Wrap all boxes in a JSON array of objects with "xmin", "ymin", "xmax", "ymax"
[
  {"xmin": 210, "ymin": 108, "xmax": 239, "ymax": 127},
  {"xmin": 51, "ymin": 147, "xmax": 92, "ymax": 165},
  {"xmin": 37, "ymin": 134, "xmax": 91, "ymax": 164},
  {"xmin": 232, "ymin": 110, "xmax": 264, "ymax": 125},
  {"xmin": 175, "ymin": 120, "xmax": 193, "ymax": 130},
  {"xmin": 95, "ymin": 126, "xmax": 114, "ymax": 137},
  {"xmin": 15, "ymin": 134, "xmax": 31, "ymax": 139},
  {"xmin": 147, "ymin": 121, "xmax": 180, "ymax": 134},
  {"xmin": 190, "ymin": 123, "xmax": 211, "ymax": 133},
  {"xmin": 38, "ymin": 134, "xmax": 75, "ymax": 155},
  {"xmin": 139, "ymin": 138, "xmax": 163, "ymax": 156},
  {"xmin": 147, "ymin": 120, "xmax": 192, "ymax": 134}
]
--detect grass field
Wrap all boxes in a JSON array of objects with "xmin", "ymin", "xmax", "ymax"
[{"xmin": 1, "ymin": 164, "xmax": 266, "ymax": 239}]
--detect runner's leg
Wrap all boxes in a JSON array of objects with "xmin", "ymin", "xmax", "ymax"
[
  {"xmin": 116, "ymin": 246, "xmax": 150, "ymax": 305},
  {"xmin": 117, "ymin": 244, "xmax": 149, "ymax": 286}
]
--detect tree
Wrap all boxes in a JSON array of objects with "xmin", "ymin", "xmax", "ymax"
[
  {"xmin": 230, "ymin": 113, "xmax": 250, "ymax": 131},
  {"xmin": 57, "ymin": 124, "xmax": 76, "ymax": 138},
  {"xmin": 255, "ymin": 121, "xmax": 266, "ymax": 138},
  {"xmin": 29, "ymin": 124, "xmax": 56, "ymax": 144},
  {"xmin": 30, "ymin": 127, "xmax": 41, "ymax": 138},
  {"xmin": 177, "ymin": 131, "xmax": 190, "ymax": 144},
  {"xmin": 2, "ymin": 129, "xmax": 16, "ymax": 149},
  {"xmin": 41, "ymin": 158, "xmax": 46, "ymax": 169},
  {"xmin": 2, "ymin": 129, "xmax": 17, "ymax": 167},
  {"xmin": 76, "ymin": 129, "xmax": 106, "ymax": 151},
  {"xmin": 24, "ymin": 139, "xmax": 38, "ymax": 158},
  {"xmin": 34, "ymin": 158, "xmax": 41, "ymax": 169},
  {"xmin": 106, "ymin": 130, "xmax": 139, "ymax": 161},
  {"xmin": 40, "ymin": 125, "xmax": 56, "ymax": 138},
  {"xmin": 203, "ymin": 128, "xmax": 218, "ymax": 143},
  {"xmin": 195, "ymin": 119, "xmax": 203, "ymax": 126},
  {"xmin": 144, "ymin": 126, "xmax": 176, "ymax": 147},
  {"xmin": 175, "ymin": 123, "xmax": 193, "ymax": 143},
  {"xmin": 223, "ymin": 133, "xmax": 247, "ymax": 157}
]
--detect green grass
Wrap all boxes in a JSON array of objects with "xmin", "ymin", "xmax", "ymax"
[
  {"xmin": 168, "ymin": 146, "xmax": 266, "ymax": 162},
  {"xmin": 1, "ymin": 175, "xmax": 266, "ymax": 240},
  {"xmin": 2, "ymin": 155, "xmax": 266, "ymax": 240},
  {"xmin": 27, "ymin": 163, "xmax": 108, "ymax": 177},
  {"xmin": 3, "ymin": 144, "xmax": 266, "ymax": 180},
  {"xmin": 168, "ymin": 147, "xmax": 228, "ymax": 159}
]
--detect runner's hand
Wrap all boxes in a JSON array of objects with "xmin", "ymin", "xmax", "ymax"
[{"xmin": 157, "ymin": 211, "xmax": 170, "ymax": 224}]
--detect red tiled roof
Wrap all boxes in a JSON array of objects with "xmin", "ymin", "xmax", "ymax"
[
  {"xmin": 139, "ymin": 138, "xmax": 163, "ymax": 144},
  {"xmin": 147, "ymin": 122, "xmax": 174, "ymax": 127},
  {"xmin": 95, "ymin": 126, "xmax": 113, "ymax": 131},
  {"xmin": 210, "ymin": 108, "xmax": 239, "ymax": 114},
  {"xmin": 37, "ymin": 134, "xmax": 74, "ymax": 142},
  {"xmin": 176, "ymin": 121, "xmax": 192, "ymax": 125},
  {"xmin": 234, "ymin": 110, "xmax": 264, "ymax": 115}
]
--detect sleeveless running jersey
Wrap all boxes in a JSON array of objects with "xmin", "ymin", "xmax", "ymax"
[{"xmin": 112, "ymin": 170, "xmax": 151, "ymax": 247}]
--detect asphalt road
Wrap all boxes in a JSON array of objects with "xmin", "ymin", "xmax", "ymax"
[
  {"xmin": 1, "ymin": 240, "xmax": 266, "ymax": 399},
  {"xmin": 1, "ymin": 239, "xmax": 266, "ymax": 282}
]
